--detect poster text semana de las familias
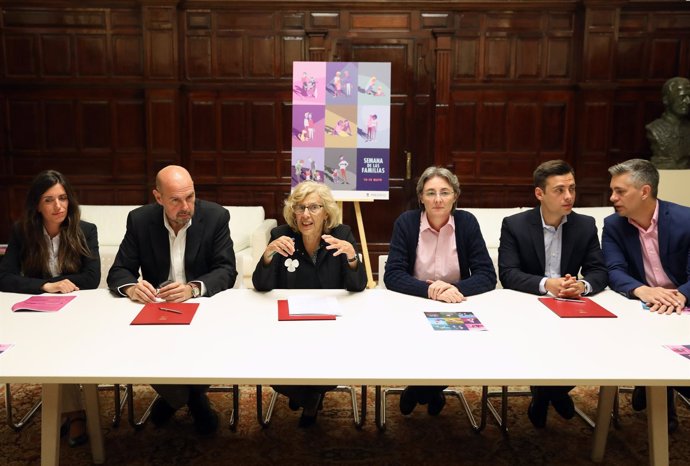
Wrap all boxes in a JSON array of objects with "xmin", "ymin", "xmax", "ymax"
[{"xmin": 291, "ymin": 62, "xmax": 391, "ymax": 200}]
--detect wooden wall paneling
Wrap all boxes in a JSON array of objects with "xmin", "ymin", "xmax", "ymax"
[
  {"xmin": 4, "ymin": 34, "xmax": 37, "ymax": 77},
  {"xmin": 146, "ymin": 87, "xmax": 179, "ymax": 177},
  {"xmin": 449, "ymin": 89, "xmax": 573, "ymax": 194},
  {"xmin": 144, "ymin": 6, "xmax": 176, "ymax": 79},
  {"xmin": 109, "ymin": 8, "xmax": 142, "ymax": 78},
  {"xmin": 306, "ymin": 30, "xmax": 328, "ymax": 62},
  {"xmin": 434, "ymin": 31, "xmax": 452, "ymax": 169},
  {"xmin": 3, "ymin": 0, "xmax": 690, "ymax": 248},
  {"xmin": 582, "ymin": 2, "xmax": 623, "ymax": 82},
  {"xmin": 648, "ymin": 10, "xmax": 690, "ymax": 79},
  {"xmin": 77, "ymin": 33, "xmax": 108, "ymax": 77},
  {"xmin": 41, "ymin": 34, "xmax": 73, "ymax": 77},
  {"xmin": 575, "ymin": 89, "xmax": 613, "ymax": 194},
  {"xmin": 186, "ymin": 90, "xmax": 218, "ymax": 180}
]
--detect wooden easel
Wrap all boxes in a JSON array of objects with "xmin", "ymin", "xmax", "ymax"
[{"xmin": 337, "ymin": 200, "xmax": 376, "ymax": 289}]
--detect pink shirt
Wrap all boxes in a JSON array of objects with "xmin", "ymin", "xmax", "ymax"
[
  {"xmin": 629, "ymin": 200, "xmax": 674, "ymax": 288},
  {"xmin": 413, "ymin": 211, "xmax": 461, "ymax": 283}
]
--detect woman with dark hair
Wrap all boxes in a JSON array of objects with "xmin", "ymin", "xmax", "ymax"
[
  {"xmin": 0, "ymin": 169, "xmax": 100, "ymax": 446},
  {"xmin": 384, "ymin": 166, "xmax": 496, "ymax": 417},
  {"xmin": 253, "ymin": 181, "xmax": 367, "ymax": 427}
]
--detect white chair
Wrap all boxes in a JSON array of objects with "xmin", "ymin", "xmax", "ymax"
[{"xmin": 377, "ymin": 255, "xmax": 388, "ymax": 289}]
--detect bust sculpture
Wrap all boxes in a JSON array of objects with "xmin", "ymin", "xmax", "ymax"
[{"xmin": 646, "ymin": 77, "xmax": 690, "ymax": 169}]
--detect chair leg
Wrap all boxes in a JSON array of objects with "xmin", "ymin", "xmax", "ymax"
[
  {"xmin": 5, "ymin": 384, "xmax": 42, "ymax": 431},
  {"xmin": 207, "ymin": 385, "xmax": 239, "ymax": 431},
  {"xmin": 481, "ymin": 385, "xmax": 600, "ymax": 432},
  {"xmin": 96, "ymin": 384, "xmax": 128, "ymax": 427},
  {"xmin": 256, "ymin": 385, "xmax": 279, "ymax": 428},
  {"xmin": 127, "ymin": 384, "xmax": 158, "ymax": 430},
  {"xmin": 481, "ymin": 385, "xmax": 530, "ymax": 433},
  {"xmin": 677, "ymin": 390, "xmax": 690, "ymax": 409},
  {"xmin": 376, "ymin": 386, "xmax": 478, "ymax": 432},
  {"xmin": 257, "ymin": 385, "xmax": 364, "ymax": 428},
  {"xmin": 333, "ymin": 385, "xmax": 366, "ymax": 428}
]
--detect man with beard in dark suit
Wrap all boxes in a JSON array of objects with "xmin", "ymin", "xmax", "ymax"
[{"xmin": 107, "ymin": 165, "xmax": 236, "ymax": 435}]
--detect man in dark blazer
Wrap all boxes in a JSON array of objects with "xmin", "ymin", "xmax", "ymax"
[
  {"xmin": 603, "ymin": 158, "xmax": 690, "ymax": 432},
  {"xmin": 498, "ymin": 160, "xmax": 608, "ymax": 428},
  {"xmin": 107, "ymin": 165, "xmax": 236, "ymax": 435}
]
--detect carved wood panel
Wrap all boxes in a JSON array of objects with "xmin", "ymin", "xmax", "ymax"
[{"xmin": 1, "ymin": 1, "xmax": 690, "ymax": 273}]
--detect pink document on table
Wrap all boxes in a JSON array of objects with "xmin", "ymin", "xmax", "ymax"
[{"xmin": 11, "ymin": 295, "xmax": 76, "ymax": 312}]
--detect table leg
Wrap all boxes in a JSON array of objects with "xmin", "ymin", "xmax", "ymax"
[
  {"xmin": 41, "ymin": 384, "xmax": 62, "ymax": 466},
  {"xmin": 82, "ymin": 384, "xmax": 105, "ymax": 464},
  {"xmin": 647, "ymin": 386, "xmax": 668, "ymax": 466},
  {"xmin": 591, "ymin": 385, "xmax": 616, "ymax": 462}
]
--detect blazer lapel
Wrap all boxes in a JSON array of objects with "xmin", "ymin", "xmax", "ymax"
[
  {"xmin": 528, "ymin": 208, "xmax": 546, "ymax": 269},
  {"xmin": 561, "ymin": 216, "xmax": 574, "ymax": 273},
  {"xmin": 185, "ymin": 214, "xmax": 203, "ymax": 280},
  {"xmin": 149, "ymin": 215, "xmax": 171, "ymax": 284},
  {"xmin": 624, "ymin": 222, "xmax": 645, "ymax": 280},
  {"xmin": 657, "ymin": 201, "xmax": 671, "ymax": 260}
]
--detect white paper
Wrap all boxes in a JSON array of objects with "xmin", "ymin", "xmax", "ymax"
[{"xmin": 287, "ymin": 295, "xmax": 341, "ymax": 316}]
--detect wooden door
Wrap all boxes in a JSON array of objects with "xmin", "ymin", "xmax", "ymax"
[{"xmin": 330, "ymin": 34, "xmax": 434, "ymax": 269}]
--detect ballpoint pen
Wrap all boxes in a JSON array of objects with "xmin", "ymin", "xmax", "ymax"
[
  {"xmin": 159, "ymin": 307, "xmax": 182, "ymax": 314},
  {"xmin": 555, "ymin": 297, "xmax": 585, "ymax": 303}
]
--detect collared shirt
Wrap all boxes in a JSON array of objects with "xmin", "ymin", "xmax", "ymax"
[
  {"xmin": 628, "ymin": 200, "xmax": 674, "ymax": 289},
  {"xmin": 162, "ymin": 214, "xmax": 207, "ymax": 296},
  {"xmin": 43, "ymin": 228, "xmax": 60, "ymax": 278},
  {"xmin": 538, "ymin": 209, "xmax": 591, "ymax": 295},
  {"xmin": 117, "ymin": 213, "xmax": 206, "ymax": 297},
  {"xmin": 413, "ymin": 211, "xmax": 461, "ymax": 284}
]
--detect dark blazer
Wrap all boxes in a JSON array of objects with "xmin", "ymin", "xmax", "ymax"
[
  {"xmin": 602, "ymin": 199, "xmax": 690, "ymax": 301},
  {"xmin": 0, "ymin": 220, "xmax": 100, "ymax": 294},
  {"xmin": 252, "ymin": 223, "xmax": 367, "ymax": 291},
  {"xmin": 106, "ymin": 200, "xmax": 236, "ymax": 296},
  {"xmin": 498, "ymin": 207, "xmax": 608, "ymax": 295},
  {"xmin": 383, "ymin": 209, "xmax": 496, "ymax": 298}
]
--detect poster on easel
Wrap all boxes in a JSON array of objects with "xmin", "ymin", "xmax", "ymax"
[{"xmin": 291, "ymin": 61, "xmax": 391, "ymax": 201}]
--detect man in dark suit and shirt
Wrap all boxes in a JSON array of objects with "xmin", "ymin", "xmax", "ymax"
[
  {"xmin": 602, "ymin": 158, "xmax": 690, "ymax": 432},
  {"xmin": 107, "ymin": 165, "xmax": 236, "ymax": 434},
  {"xmin": 498, "ymin": 160, "xmax": 608, "ymax": 428}
]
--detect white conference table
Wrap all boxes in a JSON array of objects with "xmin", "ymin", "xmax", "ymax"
[{"xmin": 2, "ymin": 287, "xmax": 690, "ymax": 466}]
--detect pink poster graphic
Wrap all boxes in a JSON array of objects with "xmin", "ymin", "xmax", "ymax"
[{"xmin": 292, "ymin": 62, "xmax": 390, "ymax": 200}]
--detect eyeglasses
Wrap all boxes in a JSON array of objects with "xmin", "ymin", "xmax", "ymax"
[
  {"xmin": 423, "ymin": 190, "xmax": 454, "ymax": 199},
  {"xmin": 293, "ymin": 203, "xmax": 324, "ymax": 214}
]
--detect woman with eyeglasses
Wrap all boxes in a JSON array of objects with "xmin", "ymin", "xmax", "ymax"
[
  {"xmin": 0, "ymin": 169, "xmax": 100, "ymax": 446},
  {"xmin": 383, "ymin": 166, "xmax": 496, "ymax": 417},
  {"xmin": 252, "ymin": 180, "xmax": 366, "ymax": 427}
]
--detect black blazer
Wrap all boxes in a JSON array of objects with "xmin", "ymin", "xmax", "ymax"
[
  {"xmin": 0, "ymin": 220, "xmax": 100, "ymax": 294},
  {"xmin": 498, "ymin": 207, "xmax": 608, "ymax": 295},
  {"xmin": 252, "ymin": 223, "xmax": 367, "ymax": 291},
  {"xmin": 106, "ymin": 200, "xmax": 236, "ymax": 296}
]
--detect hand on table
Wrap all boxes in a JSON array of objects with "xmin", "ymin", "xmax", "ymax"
[
  {"xmin": 426, "ymin": 280, "xmax": 466, "ymax": 303},
  {"xmin": 634, "ymin": 286, "xmax": 686, "ymax": 314},
  {"xmin": 545, "ymin": 274, "xmax": 585, "ymax": 298},
  {"xmin": 41, "ymin": 279, "xmax": 79, "ymax": 294}
]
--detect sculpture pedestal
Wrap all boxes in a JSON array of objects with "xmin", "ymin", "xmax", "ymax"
[{"xmin": 658, "ymin": 169, "xmax": 690, "ymax": 206}]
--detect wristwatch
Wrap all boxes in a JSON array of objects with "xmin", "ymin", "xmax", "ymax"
[
  {"xmin": 347, "ymin": 255, "xmax": 358, "ymax": 263},
  {"xmin": 188, "ymin": 282, "xmax": 201, "ymax": 298}
]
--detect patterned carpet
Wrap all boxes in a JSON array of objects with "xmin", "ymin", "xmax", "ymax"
[{"xmin": 2, "ymin": 384, "xmax": 690, "ymax": 465}]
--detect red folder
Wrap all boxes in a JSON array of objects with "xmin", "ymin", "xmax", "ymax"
[
  {"xmin": 130, "ymin": 302, "xmax": 199, "ymax": 325},
  {"xmin": 538, "ymin": 297, "xmax": 616, "ymax": 318},
  {"xmin": 277, "ymin": 299, "xmax": 336, "ymax": 321}
]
